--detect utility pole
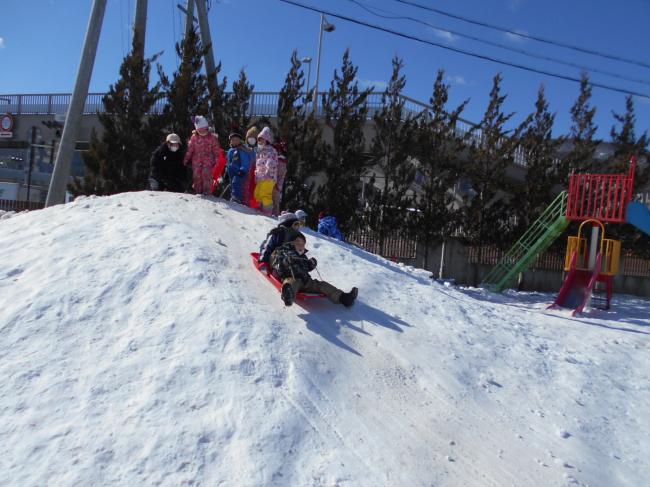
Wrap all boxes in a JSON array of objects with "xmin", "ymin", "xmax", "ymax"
[
  {"xmin": 184, "ymin": 0, "xmax": 196, "ymax": 38},
  {"xmin": 26, "ymin": 126, "xmax": 36, "ymax": 203},
  {"xmin": 46, "ymin": 0, "xmax": 108, "ymax": 207},
  {"xmin": 313, "ymin": 14, "xmax": 335, "ymax": 116},
  {"xmin": 133, "ymin": 0, "xmax": 148, "ymax": 59},
  {"xmin": 194, "ymin": 0, "xmax": 217, "ymax": 97}
]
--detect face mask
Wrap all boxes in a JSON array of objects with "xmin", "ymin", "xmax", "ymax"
[
  {"xmin": 258, "ymin": 140, "xmax": 265, "ymax": 147},
  {"xmin": 247, "ymin": 138, "xmax": 257, "ymax": 146},
  {"xmin": 169, "ymin": 145, "xmax": 179, "ymax": 152},
  {"xmin": 296, "ymin": 248, "xmax": 305, "ymax": 255}
]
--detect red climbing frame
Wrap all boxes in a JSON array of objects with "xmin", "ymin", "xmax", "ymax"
[{"xmin": 566, "ymin": 156, "xmax": 637, "ymax": 223}]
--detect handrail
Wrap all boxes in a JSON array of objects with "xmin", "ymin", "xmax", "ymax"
[{"xmin": 0, "ymin": 91, "xmax": 545, "ymax": 167}]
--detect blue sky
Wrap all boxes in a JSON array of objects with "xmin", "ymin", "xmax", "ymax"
[{"xmin": 1, "ymin": 0, "xmax": 649, "ymax": 140}]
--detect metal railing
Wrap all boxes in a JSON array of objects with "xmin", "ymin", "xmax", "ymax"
[
  {"xmin": 0, "ymin": 199, "xmax": 45, "ymax": 212},
  {"xmin": 0, "ymin": 91, "xmax": 475, "ymax": 122},
  {"xmin": 469, "ymin": 244, "xmax": 650, "ymax": 278},
  {"xmin": 1, "ymin": 91, "xmax": 535, "ymax": 166},
  {"xmin": 347, "ymin": 228, "xmax": 417, "ymax": 260}
]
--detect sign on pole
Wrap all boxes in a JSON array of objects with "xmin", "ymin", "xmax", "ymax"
[{"xmin": 0, "ymin": 113, "xmax": 13, "ymax": 138}]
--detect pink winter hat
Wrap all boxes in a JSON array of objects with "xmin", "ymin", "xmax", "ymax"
[
  {"xmin": 194, "ymin": 115, "xmax": 209, "ymax": 130},
  {"xmin": 257, "ymin": 126, "xmax": 273, "ymax": 144}
]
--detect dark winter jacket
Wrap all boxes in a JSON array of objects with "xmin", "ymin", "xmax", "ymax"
[
  {"xmin": 150, "ymin": 143, "xmax": 186, "ymax": 192},
  {"xmin": 271, "ymin": 242, "xmax": 316, "ymax": 280},
  {"xmin": 317, "ymin": 216, "xmax": 344, "ymax": 241},
  {"xmin": 258, "ymin": 223, "xmax": 295, "ymax": 264}
]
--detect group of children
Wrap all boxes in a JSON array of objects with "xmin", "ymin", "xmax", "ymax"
[
  {"xmin": 150, "ymin": 115, "xmax": 357, "ymax": 308},
  {"xmin": 151, "ymin": 115, "xmax": 287, "ymax": 215},
  {"xmin": 259, "ymin": 211, "xmax": 358, "ymax": 308}
]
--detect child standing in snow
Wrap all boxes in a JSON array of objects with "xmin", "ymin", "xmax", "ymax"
[
  {"xmin": 149, "ymin": 133, "xmax": 186, "ymax": 192},
  {"xmin": 254, "ymin": 127, "xmax": 278, "ymax": 215},
  {"xmin": 225, "ymin": 131, "xmax": 251, "ymax": 204},
  {"xmin": 271, "ymin": 230, "xmax": 358, "ymax": 307},
  {"xmin": 183, "ymin": 115, "xmax": 225, "ymax": 195},
  {"xmin": 243, "ymin": 126, "xmax": 259, "ymax": 207}
]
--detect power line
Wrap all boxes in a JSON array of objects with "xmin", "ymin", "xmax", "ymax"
[
  {"xmin": 393, "ymin": 0, "xmax": 650, "ymax": 70},
  {"xmin": 347, "ymin": 0, "xmax": 650, "ymax": 87},
  {"xmin": 276, "ymin": 0, "xmax": 650, "ymax": 99}
]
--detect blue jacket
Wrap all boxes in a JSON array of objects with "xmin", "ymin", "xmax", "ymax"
[
  {"xmin": 226, "ymin": 147, "xmax": 251, "ymax": 200},
  {"xmin": 226, "ymin": 147, "xmax": 251, "ymax": 179},
  {"xmin": 317, "ymin": 216, "xmax": 344, "ymax": 241}
]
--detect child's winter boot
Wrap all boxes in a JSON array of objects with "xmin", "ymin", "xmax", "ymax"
[
  {"xmin": 340, "ymin": 287, "xmax": 358, "ymax": 308},
  {"xmin": 281, "ymin": 282, "xmax": 295, "ymax": 307}
]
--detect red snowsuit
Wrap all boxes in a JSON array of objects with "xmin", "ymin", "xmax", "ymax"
[
  {"xmin": 210, "ymin": 148, "xmax": 228, "ymax": 194},
  {"xmin": 183, "ymin": 130, "xmax": 225, "ymax": 195}
]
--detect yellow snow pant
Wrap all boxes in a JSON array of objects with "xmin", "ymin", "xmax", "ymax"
[{"xmin": 254, "ymin": 179, "xmax": 275, "ymax": 213}]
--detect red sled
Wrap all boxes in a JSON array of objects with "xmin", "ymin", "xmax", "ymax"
[{"xmin": 250, "ymin": 252, "xmax": 325, "ymax": 300}]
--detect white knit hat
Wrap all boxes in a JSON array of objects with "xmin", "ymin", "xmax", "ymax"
[
  {"xmin": 257, "ymin": 126, "xmax": 273, "ymax": 143},
  {"xmin": 194, "ymin": 115, "xmax": 209, "ymax": 129}
]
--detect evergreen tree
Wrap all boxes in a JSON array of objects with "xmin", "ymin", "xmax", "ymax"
[
  {"xmin": 609, "ymin": 95, "xmax": 649, "ymax": 257},
  {"xmin": 366, "ymin": 57, "xmax": 417, "ymax": 254},
  {"xmin": 459, "ymin": 73, "xmax": 523, "ymax": 250},
  {"xmin": 157, "ymin": 27, "xmax": 210, "ymax": 141},
  {"xmin": 409, "ymin": 70, "xmax": 468, "ymax": 268},
  {"xmin": 562, "ymin": 73, "xmax": 599, "ymax": 179},
  {"xmin": 276, "ymin": 51, "xmax": 324, "ymax": 215},
  {"xmin": 208, "ymin": 62, "xmax": 229, "ymax": 141},
  {"xmin": 224, "ymin": 69, "xmax": 254, "ymax": 133},
  {"xmin": 71, "ymin": 38, "xmax": 163, "ymax": 195},
  {"xmin": 319, "ymin": 49, "xmax": 372, "ymax": 232},
  {"xmin": 514, "ymin": 84, "xmax": 562, "ymax": 232},
  {"xmin": 610, "ymin": 95, "xmax": 648, "ymax": 174}
]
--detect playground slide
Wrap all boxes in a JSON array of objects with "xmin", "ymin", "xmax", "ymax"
[
  {"xmin": 626, "ymin": 201, "xmax": 650, "ymax": 236},
  {"xmin": 573, "ymin": 253, "xmax": 603, "ymax": 316},
  {"xmin": 551, "ymin": 252, "xmax": 602, "ymax": 316}
]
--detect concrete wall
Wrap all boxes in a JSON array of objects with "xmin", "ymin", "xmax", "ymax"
[
  {"xmin": 410, "ymin": 238, "xmax": 650, "ymax": 298},
  {"xmin": 7, "ymin": 114, "xmax": 104, "ymax": 144}
]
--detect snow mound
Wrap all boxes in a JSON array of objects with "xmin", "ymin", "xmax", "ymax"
[{"xmin": 1, "ymin": 192, "xmax": 648, "ymax": 486}]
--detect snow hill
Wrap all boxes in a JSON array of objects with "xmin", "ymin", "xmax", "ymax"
[{"xmin": 1, "ymin": 192, "xmax": 649, "ymax": 487}]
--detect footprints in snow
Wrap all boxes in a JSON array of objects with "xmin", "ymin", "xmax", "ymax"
[{"xmin": 4, "ymin": 267, "xmax": 24, "ymax": 280}]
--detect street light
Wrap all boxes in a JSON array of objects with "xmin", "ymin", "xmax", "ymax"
[
  {"xmin": 301, "ymin": 56, "xmax": 313, "ymax": 102},
  {"xmin": 313, "ymin": 14, "xmax": 335, "ymax": 116}
]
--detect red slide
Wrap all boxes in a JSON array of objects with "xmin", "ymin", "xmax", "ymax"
[
  {"xmin": 573, "ymin": 253, "xmax": 603, "ymax": 316},
  {"xmin": 551, "ymin": 252, "xmax": 603, "ymax": 316}
]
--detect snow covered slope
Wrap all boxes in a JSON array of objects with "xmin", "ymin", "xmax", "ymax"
[{"xmin": 1, "ymin": 192, "xmax": 648, "ymax": 487}]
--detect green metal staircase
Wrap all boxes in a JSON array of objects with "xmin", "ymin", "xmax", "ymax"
[{"xmin": 482, "ymin": 191, "xmax": 569, "ymax": 293}]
